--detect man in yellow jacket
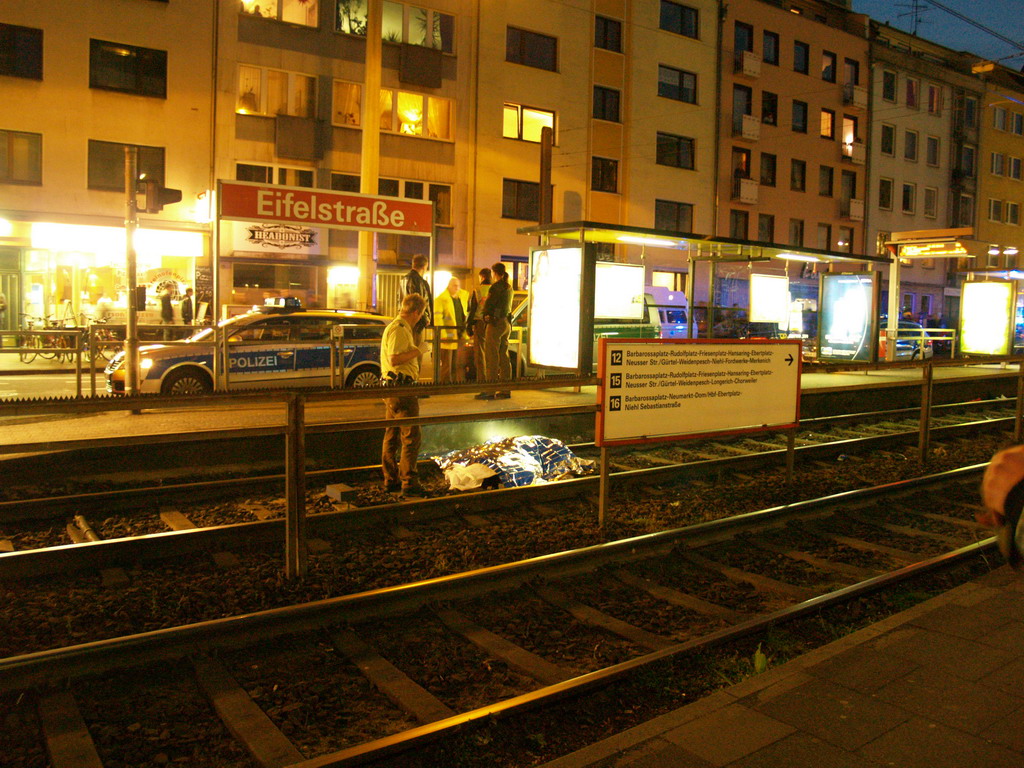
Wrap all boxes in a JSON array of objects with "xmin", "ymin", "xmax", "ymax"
[{"xmin": 434, "ymin": 277, "xmax": 470, "ymax": 383}]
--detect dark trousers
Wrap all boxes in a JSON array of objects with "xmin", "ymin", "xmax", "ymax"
[
  {"xmin": 382, "ymin": 395, "xmax": 421, "ymax": 488},
  {"xmin": 483, "ymin": 318, "xmax": 511, "ymax": 387}
]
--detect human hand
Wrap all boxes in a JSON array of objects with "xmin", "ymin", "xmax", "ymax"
[{"xmin": 980, "ymin": 445, "xmax": 1024, "ymax": 529}]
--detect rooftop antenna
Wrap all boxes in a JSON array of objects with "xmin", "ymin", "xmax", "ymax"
[{"xmin": 895, "ymin": 0, "xmax": 929, "ymax": 35}]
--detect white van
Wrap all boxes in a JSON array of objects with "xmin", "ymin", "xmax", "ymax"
[{"xmin": 646, "ymin": 286, "xmax": 691, "ymax": 339}]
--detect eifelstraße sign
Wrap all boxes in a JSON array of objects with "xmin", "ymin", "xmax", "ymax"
[{"xmin": 218, "ymin": 180, "xmax": 434, "ymax": 235}]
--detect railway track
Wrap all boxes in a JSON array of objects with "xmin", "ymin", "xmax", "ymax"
[
  {"xmin": 0, "ymin": 397, "xmax": 1014, "ymax": 581},
  {"xmin": 0, "ymin": 465, "xmax": 999, "ymax": 768}
]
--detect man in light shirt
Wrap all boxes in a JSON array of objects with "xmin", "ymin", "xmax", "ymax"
[{"xmin": 381, "ymin": 293, "xmax": 427, "ymax": 496}]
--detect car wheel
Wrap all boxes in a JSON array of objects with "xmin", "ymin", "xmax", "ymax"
[
  {"xmin": 346, "ymin": 366, "xmax": 380, "ymax": 388},
  {"xmin": 161, "ymin": 367, "xmax": 212, "ymax": 395}
]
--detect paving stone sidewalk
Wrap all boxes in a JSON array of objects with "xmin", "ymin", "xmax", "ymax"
[{"xmin": 542, "ymin": 565, "xmax": 1024, "ymax": 768}]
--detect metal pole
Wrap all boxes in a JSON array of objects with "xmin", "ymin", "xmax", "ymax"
[
  {"xmin": 124, "ymin": 146, "xmax": 140, "ymax": 396},
  {"xmin": 357, "ymin": 0, "xmax": 383, "ymax": 311},
  {"xmin": 598, "ymin": 446, "xmax": 609, "ymax": 529},
  {"xmin": 285, "ymin": 393, "xmax": 307, "ymax": 579},
  {"xmin": 1015, "ymin": 358, "xmax": 1024, "ymax": 444},
  {"xmin": 919, "ymin": 362, "xmax": 933, "ymax": 463},
  {"xmin": 786, "ymin": 430, "xmax": 795, "ymax": 483},
  {"xmin": 886, "ymin": 252, "xmax": 901, "ymax": 362},
  {"xmin": 74, "ymin": 335, "xmax": 82, "ymax": 398}
]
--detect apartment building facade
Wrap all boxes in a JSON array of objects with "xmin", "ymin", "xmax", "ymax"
[{"xmin": 0, "ymin": 0, "xmax": 214, "ymax": 330}]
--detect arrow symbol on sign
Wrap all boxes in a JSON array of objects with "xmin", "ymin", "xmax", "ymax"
[{"xmin": 785, "ymin": 354, "xmax": 794, "ymax": 365}]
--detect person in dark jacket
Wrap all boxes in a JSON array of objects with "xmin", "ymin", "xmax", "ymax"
[
  {"xmin": 181, "ymin": 287, "xmax": 194, "ymax": 325},
  {"xmin": 476, "ymin": 262, "xmax": 513, "ymax": 400},
  {"xmin": 400, "ymin": 254, "xmax": 432, "ymax": 343},
  {"xmin": 465, "ymin": 267, "xmax": 492, "ymax": 382}
]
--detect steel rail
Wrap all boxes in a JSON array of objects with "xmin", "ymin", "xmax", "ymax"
[
  {"xmin": 0, "ymin": 462, "xmax": 990, "ymax": 692},
  {"xmin": 0, "ymin": 417, "xmax": 1010, "ymax": 578}
]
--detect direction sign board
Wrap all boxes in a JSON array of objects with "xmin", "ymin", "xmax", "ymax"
[{"xmin": 596, "ymin": 339, "xmax": 801, "ymax": 447}]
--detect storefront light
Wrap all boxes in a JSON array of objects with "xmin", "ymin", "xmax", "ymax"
[
  {"xmin": 328, "ymin": 265, "xmax": 359, "ymax": 285},
  {"xmin": 0, "ymin": 219, "xmax": 12, "ymax": 237},
  {"xmin": 777, "ymin": 253, "xmax": 820, "ymax": 263},
  {"xmin": 31, "ymin": 223, "xmax": 203, "ymax": 260}
]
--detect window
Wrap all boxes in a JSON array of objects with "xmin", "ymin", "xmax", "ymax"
[
  {"xmin": 843, "ymin": 58, "xmax": 860, "ymax": 86},
  {"xmin": 380, "ymin": 88, "xmax": 452, "ymax": 139},
  {"xmin": 503, "ymin": 104, "xmax": 554, "ymax": 142},
  {"xmin": 506, "ymin": 27, "xmax": 557, "ymax": 71},
  {"xmin": 731, "ymin": 147, "xmax": 751, "ymax": 179},
  {"xmin": 760, "ymin": 153, "xmax": 777, "ymax": 186},
  {"xmin": 924, "ymin": 187, "xmax": 938, "ymax": 218},
  {"xmin": 837, "ymin": 227, "xmax": 853, "ymax": 253},
  {"xmin": 793, "ymin": 41, "xmax": 809, "ymax": 74},
  {"xmin": 729, "ymin": 209, "xmax": 748, "ymax": 239},
  {"xmin": 818, "ymin": 165, "xmax": 833, "ymax": 197},
  {"xmin": 1011, "ymin": 157, "xmax": 1023, "ymax": 180},
  {"xmin": 927, "ymin": 84, "xmax": 942, "ymax": 115},
  {"xmin": 821, "ymin": 51, "xmax": 836, "ymax": 82},
  {"xmin": 961, "ymin": 145, "xmax": 977, "ymax": 176},
  {"xmin": 656, "ymin": 132, "xmax": 695, "ymax": 169},
  {"xmin": 1014, "ymin": 113, "xmax": 1024, "ymax": 136},
  {"xmin": 790, "ymin": 159, "xmax": 806, "ymax": 191},
  {"xmin": 816, "ymin": 223, "xmax": 831, "ymax": 250},
  {"xmin": 992, "ymin": 152, "xmax": 1006, "ymax": 176},
  {"xmin": 592, "ymin": 157, "xmax": 618, "ymax": 192},
  {"xmin": 89, "ymin": 140, "xmax": 164, "ymax": 191},
  {"xmin": 989, "ymin": 198, "xmax": 1004, "ymax": 222},
  {"xmin": 994, "ymin": 107, "xmax": 1008, "ymax": 131},
  {"xmin": 237, "ymin": 65, "xmax": 315, "ymax": 117},
  {"xmin": 337, "ymin": 0, "xmax": 368, "ymax": 35},
  {"xmin": 238, "ymin": 163, "xmax": 314, "ymax": 188},
  {"xmin": 332, "ymin": 80, "xmax": 361, "ymax": 126},
  {"xmin": 1008, "ymin": 201, "xmax": 1020, "ymax": 225},
  {"xmin": 660, "ymin": 1, "xmax": 699, "ymax": 38},
  {"xmin": 0, "ymin": 23, "xmax": 43, "ymax": 80},
  {"xmin": 906, "ymin": 78, "xmax": 919, "ymax": 108},
  {"xmin": 90, "ymin": 39, "xmax": 167, "ymax": 98},
  {"xmin": 758, "ymin": 214, "xmax": 775, "ymax": 243},
  {"xmin": 732, "ymin": 84, "xmax": 752, "ymax": 129},
  {"xmin": 792, "ymin": 100, "xmax": 808, "ymax": 133},
  {"xmin": 820, "ymin": 108, "xmax": 835, "ymax": 139},
  {"xmin": 330, "ymin": 173, "xmax": 360, "ymax": 192},
  {"xmin": 878, "ymin": 177, "xmax": 893, "ymax": 210},
  {"xmin": 379, "ymin": 2, "xmax": 455, "ymax": 51},
  {"xmin": 502, "ymin": 179, "xmax": 539, "ymax": 219},
  {"xmin": 958, "ymin": 193, "xmax": 974, "ymax": 226},
  {"xmin": 0, "ymin": 130, "xmax": 42, "ymax": 184},
  {"xmin": 880, "ymin": 123, "xmax": 895, "ymax": 156},
  {"xmin": 658, "ymin": 66, "xmax": 697, "ymax": 104},
  {"xmin": 882, "ymin": 70, "xmax": 897, "ymax": 101},
  {"xmin": 243, "ymin": 0, "xmax": 319, "ymax": 28},
  {"xmin": 761, "ymin": 91, "xmax": 778, "ymax": 125},
  {"xmin": 655, "ymin": 199, "xmax": 693, "ymax": 232},
  {"xmin": 332, "ymin": 175, "xmax": 452, "ymax": 226},
  {"xmin": 964, "ymin": 96, "xmax": 978, "ymax": 127},
  {"xmin": 593, "ymin": 86, "xmax": 620, "ymax": 122},
  {"xmin": 926, "ymin": 135, "xmax": 940, "ymax": 166},
  {"xmin": 734, "ymin": 21, "xmax": 754, "ymax": 53},
  {"xmin": 902, "ymin": 183, "xmax": 916, "ymax": 214},
  {"xmin": 595, "ymin": 16, "xmax": 622, "ymax": 52},
  {"xmin": 763, "ymin": 31, "xmax": 779, "ymax": 65},
  {"xmin": 904, "ymin": 130, "xmax": 918, "ymax": 161},
  {"xmin": 788, "ymin": 219, "xmax": 804, "ymax": 246}
]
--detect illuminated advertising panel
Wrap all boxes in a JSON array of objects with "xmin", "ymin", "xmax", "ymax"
[
  {"xmin": 817, "ymin": 273, "xmax": 879, "ymax": 362},
  {"xmin": 749, "ymin": 274, "xmax": 790, "ymax": 328},
  {"xmin": 960, "ymin": 280, "xmax": 1014, "ymax": 356},
  {"xmin": 528, "ymin": 246, "xmax": 585, "ymax": 369},
  {"xmin": 595, "ymin": 262, "xmax": 645, "ymax": 320}
]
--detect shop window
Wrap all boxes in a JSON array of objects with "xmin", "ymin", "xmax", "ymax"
[
  {"xmin": 658, "ymin": 65, "xmax": 697, "ymax": 104},
  {"xmin": 332, "ymin": 81, "xmax": 361, "ymax": 127},
  {"xmin": 660, "ymin": 1, "xmax": 699, "ymax": 39},
  {"xmin": 763, "ymin": 31, "xmax": 779, "ymax": 64},
  {"xmin": 656, "ymin": 132, "xmax": 695, "ymax": 169},
  {"xmin": 89, "ymin": 39, "xmax": 166, "ymax": 98},
  {"xmin": 379, "ymin": 88, "xmax": 452, "ymax": 139},
  {"xmin": 593, "ymin": 86, "xmax": 620, "ymax": 122},
  {"xmin": 506, "ymin": 26, "xmax": 557, "ymax": 71},
  {"xmin": 655, "ymin": 199, "xmax": 693, "ymax": 233},
  {"xmin": 241, "ymin": 0, "xmax": 319, "ymax": 27},
  {"xmin": 591, "ymin": 157, "xmax": 618, "ymax": 193},
  {"xmin": 503, "ymin": 103, "xmax": 555, "ymax": 143},
  {"xmin": 88, "ymin": 140, "xmax": 164, "ymax": 191},
  {"xmin": 0, "ymin": 130, "xmax": 42, "ymax": 185},
  {"xmin": 595, "ymin": 16, "xmax": 622, "ymax": 52},
  {"xmin": 232, "ymin": 264, "xmax": 317, "ymax": 307},
  {"xmin": 237, "ymin": 163, "xmax": 314, "ymax": 188},
  {"xmin": 0, "ymin": 23, "xmax": 43, "ymax": 80},
  {"xmin": 502, "ymin": 178, "xmax": 539, "ymax": 220},
  {"xmin": 237, "ymin": 65, "xmax": 315, "ymax": 118},
  {"xmin": 793, "ymin": 41, "xmax": 809, "ymax": 74}
]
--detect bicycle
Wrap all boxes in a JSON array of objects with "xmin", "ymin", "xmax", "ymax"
[
  {"xmin": 87, "ymin": 319, "xmax": 121, "ymax": 363},
  {"xmin": 18, "ymin": 314, "xmax": 44, "ymax": 364}
]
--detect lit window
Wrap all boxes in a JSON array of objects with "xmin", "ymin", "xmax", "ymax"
[
  {"xmin": 237, "ymin": 65, "xmax": 315, "ymax": 117},
  {"xmin": 380, "ymin": 89, "xmax": 452, "ymax": 139},
  {"xmin": 820, "ymin": 108, "xmax": 835, "ymax": 139},
  {"xmin": 241, "ymin": 0, "xmax": 319, "ymax": 28},
  {"xmin": 503, "ymin": 104, "xmax": 554, "ymax": 142},
  {"xmin": 332, "ymin": 80, "xmax": 361, "ymax": 126},
  {"xmin": 382, "ymin": 1, "xmax": 454, "ymax": 52}
]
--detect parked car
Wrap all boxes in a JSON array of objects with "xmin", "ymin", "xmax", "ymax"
[
  {"xmin": 880, "ymin": 319, "xmax": 934, "ymax": 360},
  {"xmin": 106, "ymin": 300, "xmax": 386, "ymax": 395}
]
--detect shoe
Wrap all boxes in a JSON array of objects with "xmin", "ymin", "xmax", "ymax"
[
  {"xmin": 384, "ymin": 482, "xmax": 401, "ymax": 493},
  {"xmin": 474, "ymin": 392, "xmax": 494, "ymax": 400},
  {"xmin": 402, "ymin": 484, "xmax": 425, "ymax": 497},
  {"xmin": 494, "ymin": 392, "xmax": 511, "ymax": 399}
]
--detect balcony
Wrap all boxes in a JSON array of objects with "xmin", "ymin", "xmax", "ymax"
[
  {"xmin": 734, "ymin": 50, "xmax": 761, "ymax": 78},
  {"xmin": 732, "ymin": 177, "xmax": 759, "ymax": 204},
  {"xmin": 842, "ymin": 140, "xmax": 866, "ymax": 165},
  {"xmin": 842, "ymin": 83, "xmax": 868, "ymax": 109},
  {"xmin": 732, "ymin": 113, "xmax": 760, "ymax": 142},
  {"xmin": 841, "ymin": 198, "xmax": 865, "ymax": 221}
]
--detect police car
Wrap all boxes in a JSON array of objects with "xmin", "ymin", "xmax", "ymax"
[{"xmin": 106, "ymin": 299, "xmax": 386, "ymax": 395}]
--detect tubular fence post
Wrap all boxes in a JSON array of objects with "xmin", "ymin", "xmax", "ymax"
[
  {"xmin": 89, "ymin": 327, "xmax": 97, "ymax": 398},
  {"xmin": 74, "ymin": 331, "xmax": 83, "ymax": 398},
  {"xmin": 598, "ymin": 446, "xmax": 609, "ymax": 530},
  {"xmin": 786, "ymin": 430, "xmax": 795, "ymax": 483},
  {"xmin": 285, "ymin": 393, "xmax": 307, "ymax": 579},
  {"xmin": 1016, "ymin": 357, "xmax": 1024, "ymax": 444},
  {"xmin": 919, "ymin": 362, "xmax": 933, "ymax": 463}
]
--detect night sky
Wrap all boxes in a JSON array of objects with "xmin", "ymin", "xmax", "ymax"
[{"xmin": 851, "ymin": 0, "xmax": 1024, "ymax": 67}]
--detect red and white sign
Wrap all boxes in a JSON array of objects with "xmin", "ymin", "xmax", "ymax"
[{"xmin": 218, "ymin": 180, "xmax": 434, "ymax": 235}]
